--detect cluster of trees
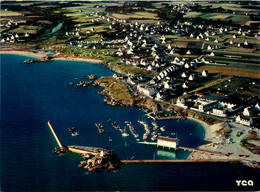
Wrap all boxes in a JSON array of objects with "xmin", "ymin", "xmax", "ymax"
[{"xmin": 155, "ymin": 6, "xmax": 183, "ymax": 25}]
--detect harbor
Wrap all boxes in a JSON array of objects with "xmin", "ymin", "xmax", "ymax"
[
  {"xmin": 48, "ymin": 121, "xmax": 241, "ymax": 166},
  {"xmin": 47, "ymin": 120, "xmax": 121, "ymax": 172},
  {"xmin": 2, "ymin": 54, "xmax": 259, "ymax": 191}
]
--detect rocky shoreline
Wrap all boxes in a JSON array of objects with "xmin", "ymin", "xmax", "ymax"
[{"xmin": 23, "ymin": 55, "xmax": 54, "ymax": 64}]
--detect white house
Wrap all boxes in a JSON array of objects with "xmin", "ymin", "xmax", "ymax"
[
  {"xmin": 164, "ymin": 81, "xmax": 171, "ymax": 89},
  {"xmin": 209, "ymin": 52, "xmax": 215, "ymax": 56},
  {"xmin": 137, "ymin": 85, "xmax": 157, "ymax": 96},
  {"xmin": 182, "ymin": 82, "xmax": 189, "ymax": 89},
  {"xmin": 202, "ymin": 70, "xmax": 209, "ymax": 77},
  {"xmin": 243, "ymin": 107, "xmax": 253, "ymax": 116},
  {"xmin": 181, "ymin": 72, "xmax": 187, "ymax": 78},
  {"xmin": 188, "ymin": 74, "xmax": 196, "ymax": 81},
  {"xmin": 176, "ymin": 97, "xmax": 187, "ymax": 108},
  {"xmin": 235, "ymin": 115, "xmax": 253, "ymax": 127},
  {"xmin": 156, "ymin": 92, "xmax": 165, "ymax": 100},
  {"xmin": 196, "ymin": 100, "xmax": 218, "ymax": 112},
  {"xmin": 212, "ymin": 107, "xmax": 226, "ymax": 117},
  {"xmin": 184, "ymin": 63, "xmax": 190, "ymax": 69}
]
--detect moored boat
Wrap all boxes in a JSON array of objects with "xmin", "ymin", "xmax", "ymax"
[
  {"xmin": 68, "ymin": 127, "xmax": 76, "ymax": 132},
  {"xmin": 160, "ymin": 126, "xmax": 165, "ymax": 132},
  {"xmin": 71, "ymin": 132, "xmax": 79, "ymax": 136},
  {"xmin": 95, "ymin": 123, "xmax": 104, "ymax": 133}
]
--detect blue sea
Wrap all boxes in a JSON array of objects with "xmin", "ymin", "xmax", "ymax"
[{"xmin": 1, "ymin": 54, "xmax": 259, "ymax": 191}]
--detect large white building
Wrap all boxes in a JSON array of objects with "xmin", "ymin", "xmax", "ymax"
[
  {"xmin": 157, "ymin": 136, "xmax": 178, "ymax": 150},
  {"xmin": 235, "ymin": 115, "xmax": 253, "ymax": 127},
  {"xmin": 137, "ymin": 85, "xmax": 157, "ymax": 97}
]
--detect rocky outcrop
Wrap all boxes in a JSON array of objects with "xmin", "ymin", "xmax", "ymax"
[
  {"xmin": 95, "ymin": 76, "xmax": 135, "ymax": 107},
  {"xmin": 23, "ymin": 56, "xmax": 53, "ymax": 63},
  {"xmin": 78, "ymin": 151, "xmax": 121, "ymax": 172}
]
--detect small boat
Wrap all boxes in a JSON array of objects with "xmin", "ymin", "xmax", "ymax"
[
  {"xmin": 95, "ymin": 123, "xmax": 104, "ymax": 133},
  {"xmin": 122, "ymin": 132, "xmax": 129, "ymax": 137},
  {"xmin": 109, "ymin": 137, "xmax": 112, "ymax": 142},
  {"xmin": 160, "ymin": 126, "xmax": 165, "ymax": 132},
  {"xmin": 151, "ymin": 135, "xmax": 157, "ymax": 141},
  {"xmin": 71, "ymin": 132, "xmax": 79, "ymax": 136},
  {"xmin": 68, "ymin": 127, "xmax": 76, "ymax": 132},
  {"xmin": 122, "ymin": 127, "xmax": 129, "ymax": 137}
]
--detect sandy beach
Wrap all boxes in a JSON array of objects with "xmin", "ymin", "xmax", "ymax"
[
  {"xmin": 0, "ymin": 50, "xmax": 104, "ymax": 64},
  {"xmin": 0, "ymin": 50, "xmax": 50, "ymax": 58},
  {"xmin": 53, "ymin": 56, "xmax": 103, "ymax": 64},
  {"xmin": 187, "ymin": 119, "xmax": 260, "ymax": 167}
]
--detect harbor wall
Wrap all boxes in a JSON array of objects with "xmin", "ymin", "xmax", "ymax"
[
  {"xmin": 47, "ymin": 120, "xmax": 63, "ymax": 148},
  {"xmin": 121, "ymin": 159, "xmax": 241, "ymax": 163}
]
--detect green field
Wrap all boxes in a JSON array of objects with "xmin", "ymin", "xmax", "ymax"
[
  {"xmin": 184, "ymin": 11, "xmax": 250, "ymax": 25},
  {"xmin": 10, "ymin": 25, "xmax": 43, "ymax": 34},
  {"xmin": 0, "ymin": 10, "xmax": 22, "ymax": 16},
  {"xmin": 112, "ymin": 12, "xmax": 158, "ymax": 20}
]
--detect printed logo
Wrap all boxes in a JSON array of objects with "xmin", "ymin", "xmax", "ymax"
[{"xmin": 236, "ymin": 180, "xmax": 254, "ymax": 186}]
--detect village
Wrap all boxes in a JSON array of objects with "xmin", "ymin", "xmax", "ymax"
[{"xmin": 1, "ymin": 0, "xmax": 260, "ymax": 160}]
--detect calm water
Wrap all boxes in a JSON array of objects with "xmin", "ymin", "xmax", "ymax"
[{"xmin": 1, "ymin": 54, "xmax": 259, "ymax": 191}]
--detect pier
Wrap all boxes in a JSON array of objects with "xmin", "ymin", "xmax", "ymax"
[
  {"xmin": 47, "ymin": 120, "xmax": 63, "ymax": 148},
  {"xmin": 121, "ymin": 159, "xmax": 241, "ymax": 164},
  {"xmin": 178, "ymin": 146, "xmax": 227, "ymax": 156},
  {"xmin": 47, "ymin": 120, "xmax": 107, "ymax": 156},
  {"xmin": 138, "ymin": 136, "xmax": 178, "ymax": 150},
  {"xmin": 68, "ymin": 145, "xmax": 108, "ymax": 156}
]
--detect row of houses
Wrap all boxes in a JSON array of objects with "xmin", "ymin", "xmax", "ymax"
[{"xmin": 175, "ymin": 95, "xmax": 259, "ymax": 127}]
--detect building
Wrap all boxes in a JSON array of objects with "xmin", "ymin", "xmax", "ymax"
[
  {"xmin": 211, "ymin": 107, "xmax": 226, "ymax": 117},
  {"xmin": 176, "ymin": 97, "xmax": 187, "ymax": 108},
  {"xmin": 243, "ymin": 107, "xmax": 254, "ymax": 117},
  {"xmin": 235, "ymin": 115, "xmax": 253, "ymax": 127},
  {"xmin": 137, "ymin": 85, "xmax": 157, "ymax": 97},
  {"xmin": 157, "ymin": 136, "xmax": 178, "ymax": 150},
  {"xmin": 191, "ymin": 98, "xmax": 218, "ymax": 112}
]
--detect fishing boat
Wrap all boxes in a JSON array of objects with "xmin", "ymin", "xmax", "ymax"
[
  {"xmin": 68, "ymin": 127, "xmax": 76, "ymax": 132},
  {"xmin": 71, "ymin": 132, "xmax": 79, "ymax": 136},
  {"xmin": 160, "ymin": 126, "xmax": 165, "ymax": 132},
  {"xmin": 125, "ymin": 121, "xmax": 139, "ymax": 138},
  {"xmin": 151, "ymin": 134, "xmax": 157, "ymax": 141},
  {"xmin": 122, "ymin": 127, "xmax": 129, "ymax": 137},
  {"xmin": 95, "ymin": 123, "xmax": 104, "ymax": 133},
  {"xmin": 152, "ymin": 122, "xmax": 159, "ymax": 130}
]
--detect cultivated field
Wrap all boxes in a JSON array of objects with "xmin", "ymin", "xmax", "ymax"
[
  {"xmin": 196, "ymin": 66, "xmax": 260, "ymax": 79},
  {"xmin": 10, "ymin": 25, "xmax": 43, "ymax": 34},
  {"xmin": 112, "ymin": 12, "xmax": 158, "ymax": 20},
  {"xmin": 0, "ymin": 10, "xmax": 22, "ymax": 16}
]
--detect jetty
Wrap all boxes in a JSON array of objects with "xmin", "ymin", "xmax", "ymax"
[
  {"xmin": 138, "ymin": 136, "xmax": 178, "ymax": 150},
  {"xmin": 47, "ymin": 120, "xmax": 121, "ymax": 172},
  {"xmin": 47, "ymin": 120, "xmax": 63, "ymax": 148},
  {"xmin": 121, "ymin": 159, "xmax": 241, "ymax": 164},
  {"xmin": 47, "ymin": 120, "xmax": 107, "ymax": 155}
]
